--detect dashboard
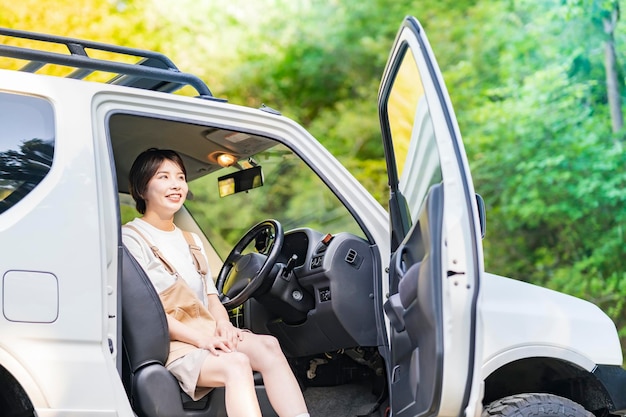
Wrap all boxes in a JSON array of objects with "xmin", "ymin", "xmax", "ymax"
[{"xmin": 249, "ymin": 227, "xmax": 380, "ymax": 357}]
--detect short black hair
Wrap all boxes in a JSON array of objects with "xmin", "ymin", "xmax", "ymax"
[{"xmin": 128, "ymin": 148, "xmax": 187, "ymax": 214}]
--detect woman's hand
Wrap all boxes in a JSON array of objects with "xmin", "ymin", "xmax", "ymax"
[
  {"xmin": 215, "ymin": 320, "xmax": 245, "ymax": 350},
  {"xmin": 166, "ymin": 314, "xmax": 233, "ymax": 356},
  {"xmin": 194, "ymin": 332, "xmax": 234, "ymax": 356},
  {"xmin": 206, "ymin": 294, "xmax": 245, "ymax": 350}
]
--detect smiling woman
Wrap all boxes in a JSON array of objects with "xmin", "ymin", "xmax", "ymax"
[{"xmin": 122, "ymin": 148, "xmax": 310, "ymax": 417}]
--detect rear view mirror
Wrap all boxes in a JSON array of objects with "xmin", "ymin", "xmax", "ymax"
[{"xmin": 218, "ymin": 166, "xmax": 264, "ymax": 197}]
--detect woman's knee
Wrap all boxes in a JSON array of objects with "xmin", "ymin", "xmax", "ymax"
[
  {"xmin": 206, "ymin": 351, "xmax": 253, "ymax": 383},
  {"xmin": 257, "ymin": 334, "xmax": 282, "ymax": 355},
  {"xmin": 226, "ymin": 351, "xmax": 253, "ymax": 373},
  {"xmin": 238, "ymin": 333, "xmax": 286, "ymax": 370},
  {"xmin": 254, "ymin": 335, "xmax": 288, "ymax": 369},
  {"xmin": 200, "ymin": 351, "xmax": 255, "ymax": 387}
]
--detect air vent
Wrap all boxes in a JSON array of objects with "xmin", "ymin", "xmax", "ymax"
[{"xmin": 345, "ymin": 248, "xmax": 358, "ymax": 265}]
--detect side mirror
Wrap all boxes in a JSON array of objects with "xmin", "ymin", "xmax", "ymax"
[
  {"xmin": 218, "ymin": 166, "xmax": 264, "ymax": 197},
  {"xmin": 475, "ymin": 193, "xmax": 486, "ymax": 239}
]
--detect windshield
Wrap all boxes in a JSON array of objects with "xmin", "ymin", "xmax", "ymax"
[{"xmin": 185, "ymin": 143, "xmax": 365, "ymax": 259}]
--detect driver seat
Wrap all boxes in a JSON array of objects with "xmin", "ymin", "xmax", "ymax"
[{"xmin": 120, "ymin": 244, "xmax": 277, "ymax": 417}]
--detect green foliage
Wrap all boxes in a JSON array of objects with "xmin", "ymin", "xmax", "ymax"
[
  {"xmin": 445, "ymin": 0, "xmax": 626, "ymax": 348},
  {"xmin": 2, "ymin": 0, "xmax": 626, "ymax": 353}
]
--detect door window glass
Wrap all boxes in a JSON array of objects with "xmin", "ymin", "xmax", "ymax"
[
  {"xmin": 0, "ymin": 92, "xmax": 55, "ymax": 214},
  {"xmin": 387, "ymin": 47, "xmax": 442, "ymax": 225}
]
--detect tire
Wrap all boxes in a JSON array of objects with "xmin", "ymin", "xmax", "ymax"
[{"xmin": 482, "ymin": 393, "xmax": 593, "ymax": 417}]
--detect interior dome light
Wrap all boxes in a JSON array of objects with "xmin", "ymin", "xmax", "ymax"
[{"xmin": 216, "ymin": 153, "xmax": 237, "ymax": 167}]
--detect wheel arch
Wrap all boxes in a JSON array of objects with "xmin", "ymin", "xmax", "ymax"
[
  {"xmin": 0, "ymin": 347, "xmax": 46, "ymax": 413},
  {"xmin": 484, "ymin": 357, "xmax": 616, "ymax": 416},
  {"xmin": 0, "ymin": 364, "xmax": 37, "ymax": 416}
]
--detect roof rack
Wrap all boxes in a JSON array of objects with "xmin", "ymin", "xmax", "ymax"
[{"xmin": 0, "ymin": 27, "xmax": 222, "ymax": 101}]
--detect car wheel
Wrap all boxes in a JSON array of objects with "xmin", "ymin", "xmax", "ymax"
[{"xmin": 483, "ymin": 393, "xmax": 592, "ymax": 417}]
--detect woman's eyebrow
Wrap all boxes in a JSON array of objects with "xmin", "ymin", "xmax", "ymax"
[{"xmin": 155, "ymin": 169, "xmax": 184, "ymax": 175}]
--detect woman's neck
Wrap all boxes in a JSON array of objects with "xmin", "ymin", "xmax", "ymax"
[{"xmin": 141, "ymin": 212, "xmax": 175, "ymax": 232}]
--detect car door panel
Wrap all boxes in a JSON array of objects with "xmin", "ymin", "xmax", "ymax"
[
  {"xmin": 387, "ymin": 183, "xmax": 444, "ymax": 415},
  {"xmin": 379, "ymin": 16, "xmax": 483, "ymax": 417}
]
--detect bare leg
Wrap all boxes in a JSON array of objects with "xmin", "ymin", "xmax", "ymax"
[
  {"xmin": 237, "ymin": 333, "xmax": 308, "ymax": 417},
  {"xmin": 197, "ymin": 351, "xmax": 262, "ymax": 417}
]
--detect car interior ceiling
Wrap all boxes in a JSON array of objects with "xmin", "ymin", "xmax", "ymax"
[{"xmin": 109, "ymin": 112, "xmax": 277, "ymax": 194}]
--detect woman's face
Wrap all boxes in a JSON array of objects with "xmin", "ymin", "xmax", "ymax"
[{"xmin": 143, "ymin": 159, "xmax": 188, "ymax": 216}]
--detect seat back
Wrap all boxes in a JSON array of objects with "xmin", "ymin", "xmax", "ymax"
[{"xmin": 121, "ymin": 244, "xmax": 220, "ymax": 417}]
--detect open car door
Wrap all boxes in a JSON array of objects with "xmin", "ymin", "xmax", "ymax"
[{"xmin": 379, "ymin": 16, "xmax": 484, "ymax": 417}]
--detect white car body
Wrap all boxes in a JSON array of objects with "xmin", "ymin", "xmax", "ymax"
[
  {"xmin": 481, "ymin": 273, "xmax": 623, "ymax": 376},
  {"xmin": 0, "ymin": 18, "xmax": 624, "ymax": 417}
]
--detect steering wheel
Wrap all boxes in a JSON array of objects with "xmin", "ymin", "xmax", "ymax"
[{"xmin": 216, "ymin": 219, "xmax": 284, "ymax": 310}]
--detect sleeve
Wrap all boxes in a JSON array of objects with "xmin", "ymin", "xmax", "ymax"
[
  {"xmin": 205, "ymin": 271, "xmax": 219, "ymax": 296},
  {"xmin": 122, "ymin": 228, "xmax": 151, "ymax": 268}
]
